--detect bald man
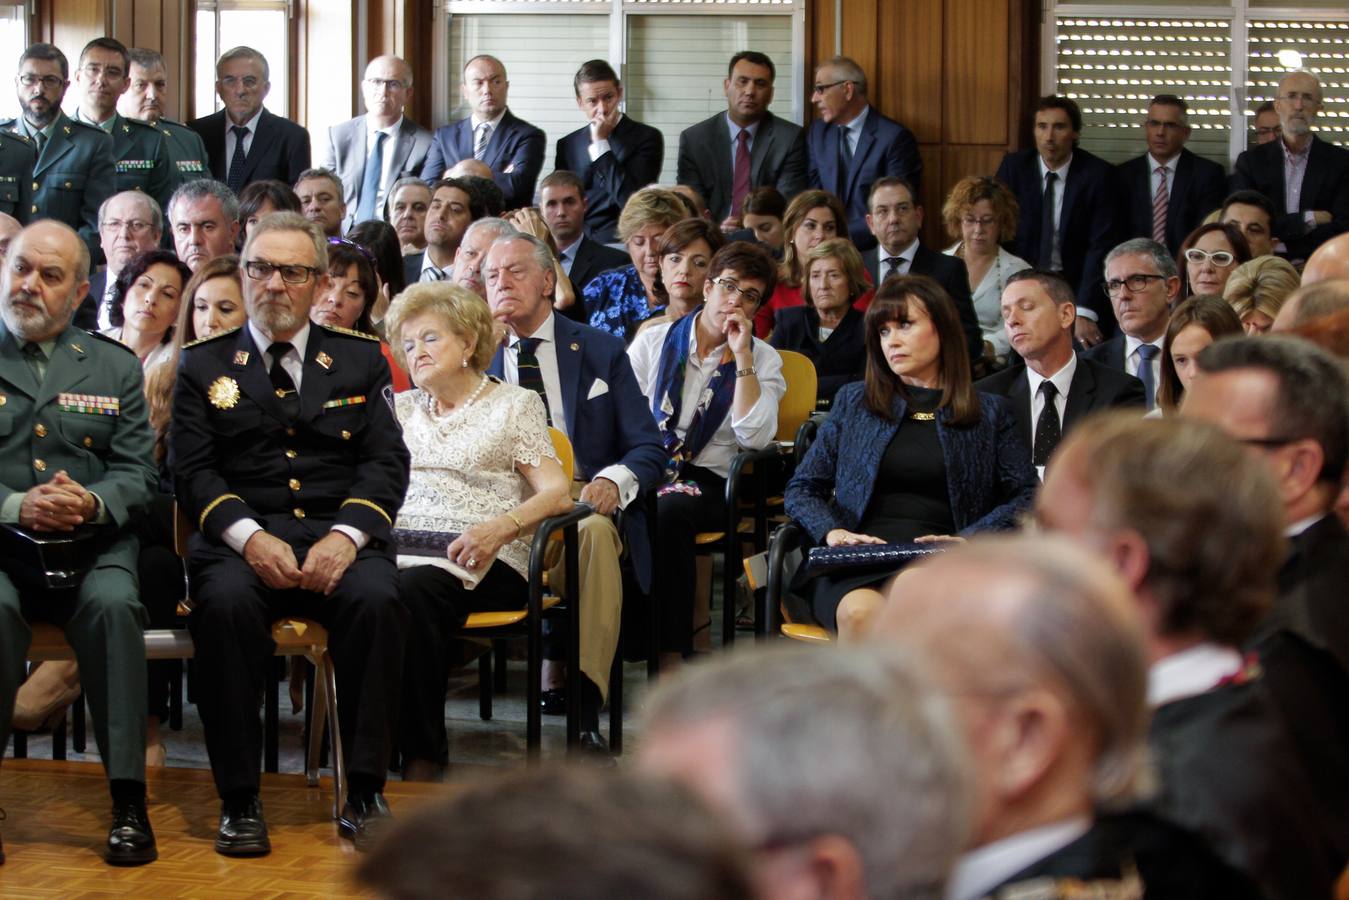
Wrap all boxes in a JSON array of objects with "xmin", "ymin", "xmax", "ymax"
[
  {"xmin": 1271, "ymin": 278, "xmax": 1349, "ymax": 332},
  {"xmin": 1301, "ymin": 231, "xmax": 1349, "ymax": 285}
]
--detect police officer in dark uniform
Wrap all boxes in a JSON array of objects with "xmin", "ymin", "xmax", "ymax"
[
  {"xmin": 5, "ymin": 43, "xmax": 115, "ymax": 258},
  {"xmin": 0, "ymin": 131, "xmax": 35, "ymax": 224},
  {"xmin": 73, "ymin": 38, "xmax": 172, "ymax": 214},
  {"xmin": 0, "ymin": 220, "xmax": 159, "ymax": 865},
  {"xmin": 119, "ymin": 48, "xmax": 210, "ymax": 191},
  {"xmin": 169, "ymin": 211, "xmax": 409, "ymax": 856}
]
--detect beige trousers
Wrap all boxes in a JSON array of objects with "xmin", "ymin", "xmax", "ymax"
[{"xmin": 547, "ymin": 513, "xmax": 624, "ymax": 702}]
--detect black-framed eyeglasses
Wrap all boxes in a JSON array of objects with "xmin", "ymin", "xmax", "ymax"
[
  {"xmin": 811, "ymin": 80, "xmax": 850, "ymax": 95},
  {"xmin": 1255, "ymin": 125, "xmax": 1282, "ymax": 137},
  {"xmin": 712, "ymin": 276, "xmax": 763, "ymax": 307},
  {"xmin": 245, "ymin": 260, "xmax": 321, "ymax": 285},
  {"xmin": 18, "ymin": 74, "xmax": 64, "ymax": 89},
  {"xmin": 1103, "ymin": 273, "xmax": 1166, "ymax": 297},
  {"xmin": 363, "ymin": 77, "xmax": 406, "ymax": 92}
]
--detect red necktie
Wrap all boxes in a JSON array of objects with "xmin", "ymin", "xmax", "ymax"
[
  {"xmin": 1152, "ymin": 166, "xmax": 1169, "ymax": 246},
  {"xmin": 732, "ymin": 130, "xmax": 751, "ymax": 218}
]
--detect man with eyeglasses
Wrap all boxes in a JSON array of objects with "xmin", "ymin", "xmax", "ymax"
[
  {"xmin": 5, "ymin": 43, "xmax": 115, "ymax": 259},
  {"xmin": 1084, "ymin": 238, "xmax": 1178, "ymax": 410},
  {"xmin": 1252, "ymin": 100, "xmax": 1281, "ymax": 147},
  {"xmin": 1232, "ymin": 70, "xmax": 1349, "ymax": 263},
  {"xmin": 118, "ymin": 48, "xmax": 211, "ymax": 191},
  {"xmin": 320, "ymin": 56, "xmax": 432, "ymax": 235},
  {"xmin": 170, "ymin": 211, "xmax": 409, "ymax": 855},
  {"xmin": 72, "ymin": 190, "xmax": 164, "ymax": 331},
  {"xmin": 421, "ymin": 55, "xmax": 545, "ymax": 212},
  {"xmin": 73, "ymin": 38, "xmax": 173, "ymax": 217},
  {"xmin": 805, "ymin": 55, "xmax": 920, "ymax": 251},
  {"xmin": 1117, "ymin": 94, "xmax": 1225, "ymax": 257},
  {"xmin": 190, "ymin": 46, "xmax": 311, "ymax": 195},
  {"xmin": 167, "ymin": 179, "xmax": 240, "ymax": 273}
]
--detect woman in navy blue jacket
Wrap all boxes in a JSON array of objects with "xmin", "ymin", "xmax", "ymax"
[{"xmin": 784, "ymin": 275, "xmax": 1037, "ymax": 637}]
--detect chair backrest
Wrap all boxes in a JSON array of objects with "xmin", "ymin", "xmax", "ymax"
[
  {"xmin": 775, "ymin": 349, "xmax": 818, "ymax": 442},
  {"xmin": 550, "ymin": 426, "xmax": 576, "ymax": 482}
]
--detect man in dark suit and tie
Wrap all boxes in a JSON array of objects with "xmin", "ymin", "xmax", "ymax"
[
  {"xmin": 420, "ymin": 56, "xmax": 545, "ymax": 212},
  {"xmin": 319, "ymin": 56, "xmax": 432, "ymax": 234},
  {"xmin": 1117, "ymin": 95, "xmax": 1226, "ymax": 256},
  {"xmin": 677, "ymin": 52, "xmax": 807, "ymax": 231},
  {"xmin": 1084, "ymin": 238, "xmax": 1179, "ymax": 411},
  {"xmin": 861, "ymin": 177, "xmax": 982, "ymax": 365},
  {"xmin": 977, "ymin": 270, "xmax": 1145, "ymax": 475},
  {"xmin": 554, "ymin": 60, "xmax": 663, "ymax": 245},
  {"xmin": 190, "ymin": 46, "xmax": 311, "ymax": 196},
  {"xmin": 75, "ymin": 190, "xmax": 163, "ymax": 331},
  {"xmin": 995, "ymin": 95, "xmax": 1122, "ymax": 345},
  {"xmin": 1231, "ymin": 71, "xmax": 1349, "ymax": 263},
  {"xmin": 540, "ymin": 170, "xmax": 629, "ymax": 320},
  {"xmin": 805, "ymin": 56, "xmax": 920, "ymax": 251},
  {"xmin": 483, "ymin": 232, "xmax": 665, "ymax": 756},
  {"xmin": 402, "ymin": 177, "xmax": 479, "ymax": 286}
]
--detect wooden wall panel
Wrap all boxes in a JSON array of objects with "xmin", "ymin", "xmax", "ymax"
[
  {"xmin": 944, "ymin": 0, "xmax": 1008, "ymax": 145},
  {"xmin": 840, "ymin": 0, "xmax": 877, "ymax": 94},
  {"xmin": 876, "ymin": 0, "xmax": 943, "ymax": 144}
]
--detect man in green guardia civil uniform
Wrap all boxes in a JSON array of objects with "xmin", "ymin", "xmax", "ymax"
[
  {"xmin": 0, "ymin": 131, "xmax": 35, "ymax": 225},
  {"xmin": 119, "ymin": 48, "xmax": 210, "ymax": 191},
  {"xmin": 0, "ymin": 220, "xmax": 158, "ymax": 866}
]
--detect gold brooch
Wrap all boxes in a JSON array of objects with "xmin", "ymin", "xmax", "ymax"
[{"xmin": 208, "ymin": 376, "xmax": 240, "ymax": 409}]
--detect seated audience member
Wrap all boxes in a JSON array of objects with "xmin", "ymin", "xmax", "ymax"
[
  {"xmin": 446, "ymin": 158, "xmax": 493, "ymax": 182},
  {"xmin": 406, "ymin": 177, "xmax": 479, "ymax": 286},
  {"xmin": 236, "ymin": 180, "xmax": 301, "ymax": 250},
  {"xmin": 170, "ymin": 212, "xmax": 410, "ymax": 854},
  {"xmin": 539, "ymin": 170, "xmax": 628, "ymax": 318},
  {"xmin": 0, "ymin": 212, "xmax": 20, "ymax": 261},
  {"xmin": 168, "ymin": 179, "xmax": 240, "ymax": 273},
  {"xmin": 753, "ymin": 189, "xmax": 847, "ymax": 337},
  {"xmin": 942, "ymin": 175, "xmax": 1031, "ymax": 367},
  {"xmin": 0, "ymin": 221, "xmax": 160, "ymax": 866},
  {"xmin": 1293, "ymin": 305, "xmax": 1349, "ymax": 360},
  {"xmin": 385, "ymin": 282, "xmax": 572, "ymax": 781},
  {"xmin": 311, "ymin": 238, "xmax": 409, "ymax": 392},
  {"xmin": 875, "ymin": 536, "xmax": 1266, "ymax": 900},
  {"xmin": 638, "ymin": 218, "xmax": 726, "ymax": 335},
  {"xmin": 456, "ymin": 173, "xmax": 505, "ymax": 220},
  {"xmin": 1178, "ymin": 222, "xmax": 1251, "ymax": 299},
  {"xmin": 1252, "ymin": 99, "xmax": 1281, "ymax": 145},
  {"xmin": 103, "ymin": 249, "xmax": 192, "ymax": 371},
  {"xmin": 769, "ymin": 238, "xmax": 868, "ymax": 406},
  {"xmin": 347, "ymin": 218, "xmax": 408, "ymax": 312},
  {"xmin": 503, "ymin": 207, "xmax": 579, "ymax": 316},
  {"xmin": 1301, "ymin": 231, "xmax": 1349, "ymax": 284},
  {"xmin": 1154, "ymin": 295, "xmax": 1242, "ymax": 416},
  {"xmin": 386, "ymin": 176, "xmax": 431, "ymax": 255},
  {"xmin": 358, "ymin": 767, "xmax": 755, "ymax": 900},
  {"xmin": 783, "ymin": 275, "xmax": 1036, "ymax": 638},
  {"xmin": 585, "ymin": 186, "xmax": 686, "ymax": 342},
  {"xmin": 641, "ymin": 644, "xmax": 971, "ymax": 900},
  {"xmin": 1086, "ymin": 238, "xmax": 1179, "ymax": 410},
  {"xmin": 628, "ymin": 242, "xmax": 785, "ymax": 662},
  {"xmin": 739, "ymin": 186, "xmax": 787, "ymax": 253},
  {"xmin": 1272, "ymin": 277, "xmax": 1349, "ymax": 332},
  {"xmin": 1038, "ymin": 412, "xmax": 1343, "ymax": 900},
  {"xmin": 669, "ymin": 184, "xmax": 711, "ymax": 222},
  {"xmin": 80, "ymin": 190, "xmax": 165, "ymax": 332},
  {"xmin": 1223, "ymin": 255, "xmax": 1299, "ymax": 333},
  {"xmin": 452, "ymin": 217, "xmax": 516, "ymax": 299},
  {"xmin": 1220, "ymin": 189, "xmax": 1278, "ymax": 258},
  {"xmin": 293, "ymin": 168, "xmax": 346, "ymax": 239},
  {"xmin": 977, "ymin": 270, "xmax": 1144, "ymax": 475}
]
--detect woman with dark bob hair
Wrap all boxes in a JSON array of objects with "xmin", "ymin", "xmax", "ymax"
[
  {"xmin": 237, "ymin": 179, "xmax": 302, "ymax": 248},
  {"xmin": 103, "ymin": 248, "xmax": 192, "ymax": 371},
  {"xmin": 1155, "ymin": 295, "xmax": 1242, "ymax": 414},
  {"xmin": 311, "ymin": 238, "xmax": 411, "ymax": 391},
  {"xmin": 784, "ymin": 275, "xmax": 1037, "ymax": 638},
  {"xmin": 637, "ymin": 218, "xmax": 727, "ymax": 335},
  {"xmin": 1177, "ymin": 222, "xmax": 1251, "ymax": 300}
]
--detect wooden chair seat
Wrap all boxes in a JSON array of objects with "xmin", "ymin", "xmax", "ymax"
[
  {"xmin": 694, "ymin": 520, "xmax": 752, "ymax": 546},
  {"xmin": 781, "ymin": 623, "xmax": 833, "ymax": 644},
  {"xmin": 463, "ymin": 596, "xmax": 561, "ymax": 630}
]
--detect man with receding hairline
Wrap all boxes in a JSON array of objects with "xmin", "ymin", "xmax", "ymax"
[{"xmin": 119, "ymin": 47, "xmax": 210, "ymax": 190}]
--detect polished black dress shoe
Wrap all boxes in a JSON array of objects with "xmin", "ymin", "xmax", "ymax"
[
  {"xmin": 338, "ymin": 793, "xmax": 393, "ymax": 852},
  {"xmin": 539, "ymin": 688, "xmax": 567, "ymax": 716},
  {"xmin": 107, "ymin": 798, "xmax": 158, "ymax": 866},
  {"xmin": 573, "ymin": 729, "xmax": 617, "ymax": 768},
  {"xmin": 216, "ymin": 795, "xmax": 271, "ymax": 856}
]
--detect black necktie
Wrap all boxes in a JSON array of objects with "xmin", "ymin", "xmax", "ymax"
[
  {"xmin": 1033, "ymin": 380, "xmax": 1061, "ymax": 467},
  {"xmin": 22, "ymin": 341, "xmax": 46, "ymax": 388},
  {"xmin": 269, "ymin": 341, "xmax": 300, "ymax": 420},
  {"xmin": 1039, "ymin": 171, "xmax": 1058, "ymax": 269},
  {"xmin": 882, "ymin": 257, "xmax": 903, "ymax": 282},
  {"xmin": 515, "ymin": 337, "xmax": 552, "ymax": 426},
  {"xmin": 227, "ymin": 125, "xmax": 249, "ymax": 193}
]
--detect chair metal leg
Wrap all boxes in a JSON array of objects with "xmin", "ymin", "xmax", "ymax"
[
  {"xmin": 168, "ymin": 662, "xmax": 184, "ymax": 731},
  {"xmin": 264, "ymin": 657, "xmax": 280, "ymax": 773},
  {"xmin": 51, "ymin": 711, "xmax": 66, "ymax": 761},
  {"xmin": 319, "ymin": 651, "xmax": 345, "ymax": 820},
  {"xmin": 72, "ymin": 693, "xmax": 86, "ymax": 753},
  {"xmin": 306, "ymin": 656, "xmax": 325, "ymax": 789},
  {"xmin": 526, "ymin": 616, "xmax": 542, "ymax": 761},
  {"xmin": 493, "ymin": 639, "xmax": 508, "ymax": 694},
  {"xmin": 478, "ymin": 650, "xmax": 492, "ymax": 720},
  {"xmin": 12, "ymin": 731, "xmax": 26, "ymax": 758},
  {"xmin": 608, "ymin": 650, "xmax": 623, "ymax": 756}
]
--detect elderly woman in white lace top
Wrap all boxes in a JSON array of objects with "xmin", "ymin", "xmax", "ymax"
[{"xmin": 386, "ymin": 282, "xmax": 571, "ymax": 781}]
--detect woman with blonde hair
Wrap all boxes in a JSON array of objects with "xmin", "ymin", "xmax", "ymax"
[
  {"xmin": 585, "ymin": 187, "xmax": 687, "ymax": 342},
  {"xmin": 753, "ymin": 190, "xmax": 849, "ymax": 336},
  {"xmin": 1223, "ymin": 255, "xmax": 1300, "ymax": 334}
]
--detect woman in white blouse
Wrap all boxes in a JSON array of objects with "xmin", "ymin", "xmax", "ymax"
[
  {"xmin": 627, "ymin": 242, "xmax": 786, "ymax": 664},
  {"xmin": 941, "ymin": 176, "xmax": 1030, "ymax": 369},
  {"xmin": 385, "ymin": 282, "xmax": 571, "ymax": 781},
  {"xmin": 101, "ymin": 249, "xmax": 191, "ymax": 373}
]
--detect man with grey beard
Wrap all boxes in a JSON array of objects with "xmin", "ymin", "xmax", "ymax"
[{"xmin": 0, "ymin": 220, "xmax": 159, "ymax": 865}]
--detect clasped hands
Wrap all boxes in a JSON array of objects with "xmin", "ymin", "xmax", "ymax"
[
  {"xmin": 20, "ymin": 471, "xmax": 97, "ymax": 532},
  {"xmin": 243, "ymin": 530, "xmax": 356, "ymax": 595}
]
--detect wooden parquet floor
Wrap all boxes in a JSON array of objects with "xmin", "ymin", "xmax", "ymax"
[{"xmin": 0, "ymin": 759, "xmax": 457, "ymax": 899}]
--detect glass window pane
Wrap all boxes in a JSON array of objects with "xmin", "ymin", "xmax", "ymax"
[
  {"xmin": 195, "ymin": 9, "xmax": 218, "ymax": 122},
  {"xmin": 198, "ymin": 7, "xmax": 289, "ymax": 120},
  {"xmin": 0, "ymin": 5, "xmax": 26, "ymax": 122}
]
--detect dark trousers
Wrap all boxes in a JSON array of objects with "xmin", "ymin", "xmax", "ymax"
[
  {"xmin": 187, "ymin": 530, "xmax": 407, "ymax": 799},
  {"xmin": 654, "ymin": 465, "xmax": 727, "ymax": 655},
  {"xmin": 398, "ymin": 561, "xmax": 525, "ymax": 766}
]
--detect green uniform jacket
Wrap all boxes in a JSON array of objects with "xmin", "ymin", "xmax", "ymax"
[
  {"xmin": 0, "ymin": 325, "xmax": 157, "ymax": 572},
  {"xmin": 94, "ymin": 112, "xmax": 173, "ymax": 214},
  {"xmin": 156, "ymin": 117, "xmax": 210, "ymax": 191},
  {"xmin": 0, "ymin": 131, "xmax": 35, "ymax": 224}
]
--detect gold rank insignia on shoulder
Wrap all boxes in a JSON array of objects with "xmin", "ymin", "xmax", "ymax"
[
  {"xmin": 234, "ymin": 350, "xmax": 250, "ymax": 366},
  {"xmin": 208, "ymin": 376, "xmax": 241, "ymax": 409},
  {"xmin": 184, "ymin": 325, "xmax": 241, "ymax": 349},
  {"xmin": 322, "ymin": 395, "xmax": 366, "ymax": 409},
  {"xmin": 316, "ymin": 351, "xmax": 333, "ymax": 370},
  {"xmin": 70, "ymin": 342, "xmax": 83, "ymax": 354},
  {"xmin": 321, "ymin": 324, "xmax": 379, "ymax": 341}
]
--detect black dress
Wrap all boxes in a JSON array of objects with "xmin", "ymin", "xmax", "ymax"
[{"xmin": 806, "ymin": 385, "xmax": 955, "ymax": 629}]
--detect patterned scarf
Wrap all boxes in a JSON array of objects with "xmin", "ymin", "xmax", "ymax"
[{"xmin": 650, "ymin": 307, "xmax": 738, "ymax": 485}]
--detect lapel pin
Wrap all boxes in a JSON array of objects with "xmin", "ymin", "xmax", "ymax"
[
  {"xmin": 233, "ymin": 350, "xmax": 249, "ymax": 366},
  {"xmin": 570, "ymin": 342, "xmax": 579, "ymax": 351},
  {"xmin": 316, "ymin": 351, "xmax": 333, "ymax": 370},
  {"xmin": 70, "ymin": 342, "xmax": 83, "ymax": 353}
]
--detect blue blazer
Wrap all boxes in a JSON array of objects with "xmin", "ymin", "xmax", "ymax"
[
  {"xmin": 488, "ymin": 315, "xmax": 666, "ymax": 590},
  {"xmin": 420, "ymin": 109, "xmax": 546, "ymax": 211},
  {"xmin": 806, "ymin": 109, "xmax": 921, "ymax": 251},
  {"xmin": 555, "ymin": 116, "xmax": 664, "ymax": 245},
  {"xmin": 784, "ymin": 383, "xmax": 1037, "ymax": 543}
]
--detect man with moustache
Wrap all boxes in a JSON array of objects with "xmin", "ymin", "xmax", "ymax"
[{"xmin": 118, "ymin": 48, "xmax": 210, "ymax": 189}]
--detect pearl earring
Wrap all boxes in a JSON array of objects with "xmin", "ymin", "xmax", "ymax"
[{"xmin": 461, "ymin": 358, "xmax": 468, "ymax": 368}]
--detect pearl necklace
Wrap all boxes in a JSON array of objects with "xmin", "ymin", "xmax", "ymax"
[{"xmin": 432, "ymin": 374, "xmax": 489, "ymax": 417}]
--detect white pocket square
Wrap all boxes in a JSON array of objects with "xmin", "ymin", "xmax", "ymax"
[{"xmin": 587, "ymin": 379, "xmax": 609, "ymax": 400}]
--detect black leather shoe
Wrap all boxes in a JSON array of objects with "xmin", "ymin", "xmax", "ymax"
[
  {"xmin": 574, "ymin": 730, "xmax": 617, "ymax": 768},
  {"xmin": 338, "ymin": 793, "xmax": 392, "ymax": 852},
  {"xmin": 539, "ymin": 688, "xmax": 567, "ymax": 716},
  {"xmin": 107, "ymin": 798, "xmax": 157, "ymax": 866},
  {"xmin": 215, "ymin": 795, "xmax": 270, "ymax": 856}
]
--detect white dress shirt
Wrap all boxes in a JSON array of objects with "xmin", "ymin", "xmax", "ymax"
[
  {"xmin": 1124, "ymin": 334, "xmax": 1164, "ymax": 387},
  {"xmin": 839, "ymin": 105, "xmax": 868, "ymax": 158},
  {"xmin": 878, "ymin": 237, "xmax": 920, "ymax": 281},
  {"xmin": 557, "ymin": 236, "xmax": 583, "ymax": 279},
  {"xmin": 1148, "ymin": 153, "xmax": 1177, "ymax": 202},
  {"xmin": 946, "ymin": 817, "xmax": 1094, "ymax": 900},
  {"xmin": 1147, "ymin": 642, "xmax": 1244, "ymax": 708},
  {"xmin": 1024, "ymin": 352, "xmax": 1076, "ymax": 481},
  {"xmin": 419, "ymin": 252, "xmax": 451, "ymax": 283},
  {"xmin": 588, "ymin": 113, "xmax": 624, "ymax": 162},
  {"xmin": 224, "ymin": 108, "xmax": 265, "ymax": 180},
  {"xmin": 1285, "ymin": 513, "xmax": 1324, "ymax": 538}
]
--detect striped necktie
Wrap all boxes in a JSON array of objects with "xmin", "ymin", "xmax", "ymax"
[
  {"xmin": 515, "ymin": 337, "xmax": 552, "ymax": 425},
  {"xmin": 1152, "ymin": 166, "xmax": 1169, "ymax": 246},
  {"xmin": 474, "ymin": 123, "xmax": 492, "ymax": 161}
]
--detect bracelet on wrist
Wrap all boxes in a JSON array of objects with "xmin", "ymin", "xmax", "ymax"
[
  {"xmin": 735, "ymin": 366, "xmax": 757, "ymax": 378},
  {"xmin": 505, "ymin": 511, "xmax": 525, "ymax": 537}
]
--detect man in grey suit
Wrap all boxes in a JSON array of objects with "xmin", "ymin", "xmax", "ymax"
[
  {"xmin": 676, "ymin": 51, "xmax": 807, "ymax": 232},
  {"xmin": 319, "ymin": 56, "xmax": 432, "ymax": 233}
]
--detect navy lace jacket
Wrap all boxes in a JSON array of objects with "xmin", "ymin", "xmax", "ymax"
[{"xmin": 585, "ymin": 264, "xmax": 653, "ymax": 343}]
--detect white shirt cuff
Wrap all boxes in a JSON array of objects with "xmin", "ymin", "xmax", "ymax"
[
  {"xmin": 593, "ymin": 464, "xmax": 639, "ymax": 509},
  {"xmin": 331, "ymin": 524, "xmax": 369, "ymax": 551},
  {"xmin": 1075, "ymin": 306, "xmax": 1099, "ymax": 322},
  {"xmin": 588, "ymin": 138, "xmax": 611, "ymax": 162},
  {"xmin": 223, "ymin": 518, "xmax": 263, "ymax": 556},
  {"xmin": 1304, "ymin": 210, "xmax": 1318, "ymax": 232}
]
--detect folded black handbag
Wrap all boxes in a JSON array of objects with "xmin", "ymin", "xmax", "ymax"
[
  {"xmin": 391, "ymin": 527, "xmax": 460, "ymax": 558},
  {"xmin": 801, "ymin": 541, "xmax": 946, "ymax": 578},
  {"xmin": 0, "ymin": 523, "xmax": 107, "ymax": 591}
]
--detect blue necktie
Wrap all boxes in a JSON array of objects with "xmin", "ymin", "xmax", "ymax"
[
  {"xmin": 227, "ymin": 126, "xmax": 249, "ymax": 194},
  {"xmin": 1136, "ymin": 343, "xmax": 1159, "ymax": 411},
  {"xmin": 356, "ymin": 131, "xmax": 386, "ymax": 223}
]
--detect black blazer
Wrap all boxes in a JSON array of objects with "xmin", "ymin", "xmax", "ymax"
[
  {"xmin": 768, "ymin": 305, "xmax": 865, "ymax": 406},
  {"xmin": 1083, "ymin": 334, "xmax": 1127, "ymax": 372},
  {"xmin": 420, "ymin": 110, "xmax": 546, "ymax": 211},
  {"xmin": 190, "ymin": 108, "xmax": 312, "ymax": 190},
  {"xmin": 1118, "ymin": 149, "xmax": 1226, "ymax": 255},
  {"xmin": 676, "ymin": 112, "xmax": 807, "ymax": 221},
  {"xmin": 73, "ymin": 269, "xmax": 108, "ymax": 332},
  {"xmin": 976, "ymin": 353, "xmax": 1147, "ymax": 450},
  {"xmin": 995, "ymin": 147, "xmax": 1123, "ymax": 325},
  {"xmin": 863, "ymin": 243, "xmax": 983, "ymax": 365},
  {"xmin": 402, "ymin": 252, "xmax": 425, "ymax": 287},
  {"xmin": 563, "ymin": 237, "xmax": 629, "ymax": 322},
  {"xmin": 1231, "ymin": 135, "xmax": 1349, "ymax": 261},
  {"xmin": 555, "ymin": 116, "xmax": 664, "ymax": 245}
]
